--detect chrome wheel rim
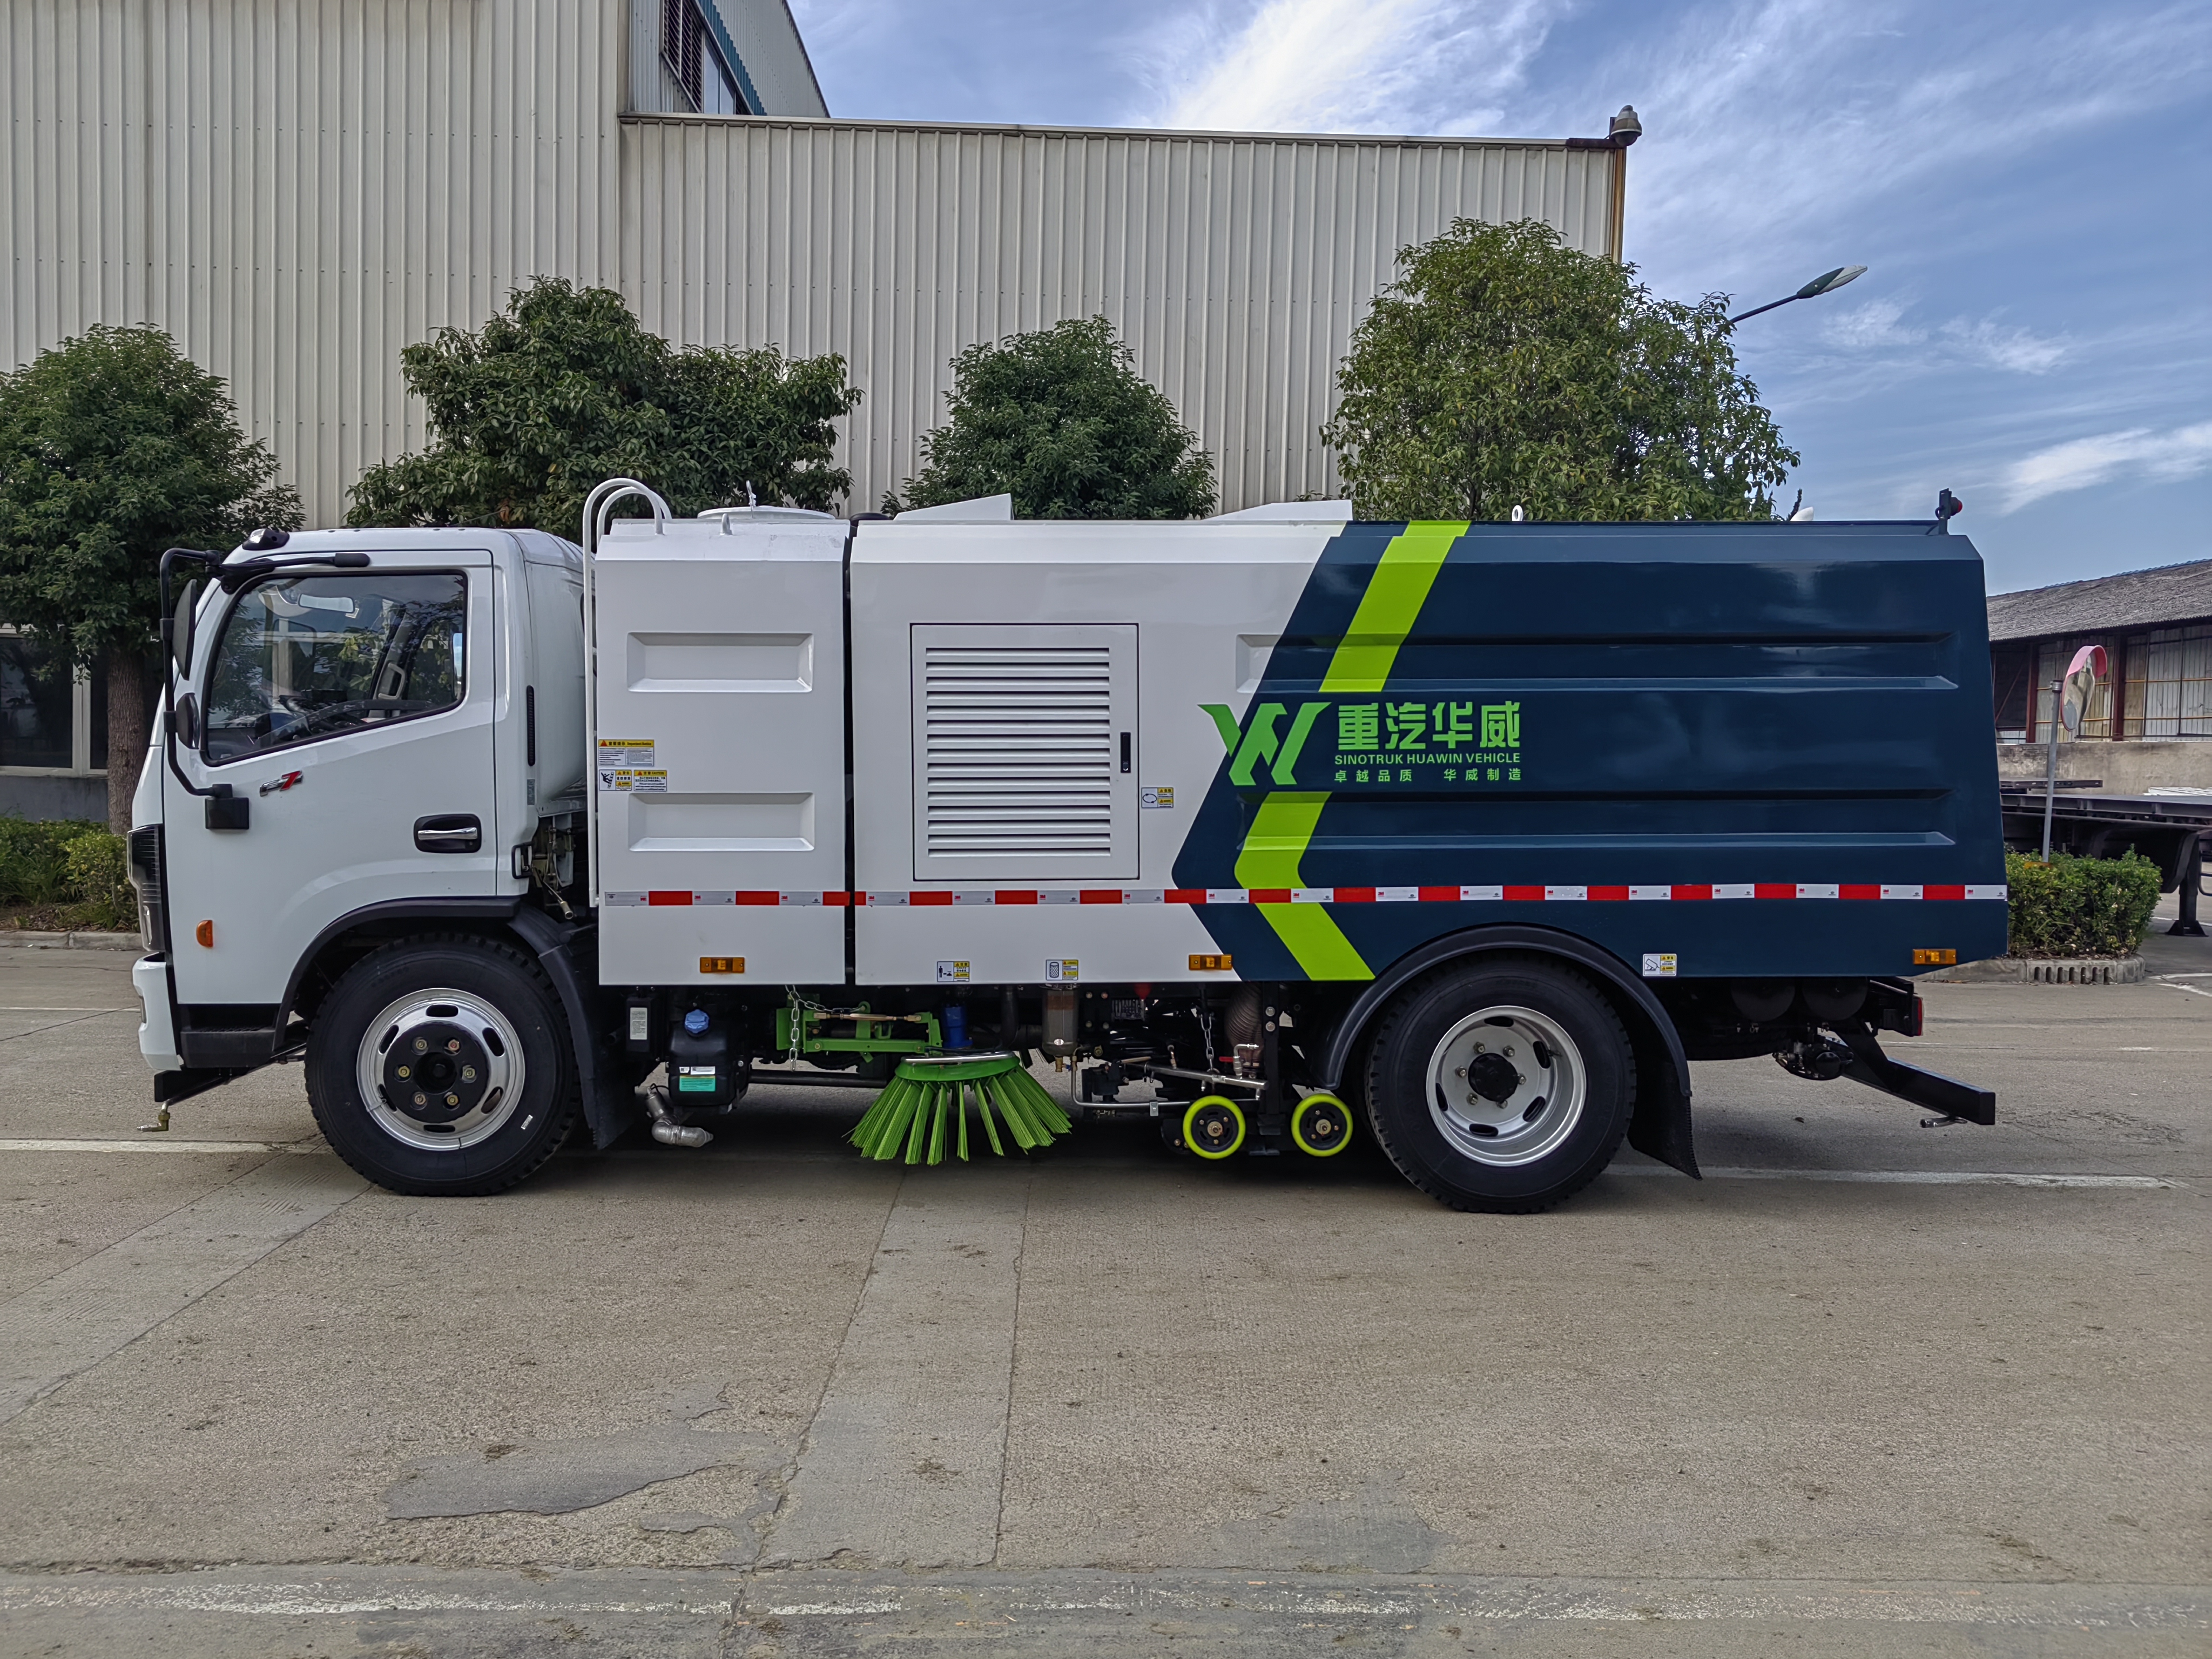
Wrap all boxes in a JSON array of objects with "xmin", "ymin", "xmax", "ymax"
[
  {"xmin": 1425, "ymin": 1004, "xmax": 1586, "ymax": 1167},
  {"xmin": 355, "ymin": 987, "xmax": 526, "ymax": 1152}
]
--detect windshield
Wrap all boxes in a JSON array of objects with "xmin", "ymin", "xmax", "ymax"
[{"xmin": 202, "ymin": 572, "xmax": 467, "ymax": 763}]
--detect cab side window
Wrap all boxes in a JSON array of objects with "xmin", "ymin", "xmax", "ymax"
[{"xmin": 202, "ymin": 573, "xmax": 467, "ymax": 764}]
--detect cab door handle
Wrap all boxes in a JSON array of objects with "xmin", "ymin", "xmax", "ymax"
[{"xmin": 414, "ymin": 814, "xmax": 482, "ymax": 853}]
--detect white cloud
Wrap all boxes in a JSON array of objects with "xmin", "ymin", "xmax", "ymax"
[
  {"xmin": 1603, "ymin": 1, "xmax": 2212, "ymax": 297},
  {"xmin": 1943, "ymin": 318, "xmax": 2069, "ymax": 375},
  {"xmin": 1135, "ymin": 0, "xmax": 1563, "ymax": 136},
  {"xmin": 1998, "ymin": 422, "xmax": 2212, "ymax": 511},
  {"xmin": 1819, "ymin": 299, "xmax": 1923, "ymax": 352}
]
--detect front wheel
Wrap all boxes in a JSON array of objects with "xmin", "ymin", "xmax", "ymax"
[
  {"xmin": 1363, "ymin": 956, "xmax": 1633, "ymax": 1213},
  {"xmin": 306, "ymin": 935, "xmax": 577, "ymax": 1196}
]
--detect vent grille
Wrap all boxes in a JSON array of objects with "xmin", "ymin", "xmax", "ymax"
[{"xmin": 919, "ymin": 645, "xmax": 1116, "ymax": 860}]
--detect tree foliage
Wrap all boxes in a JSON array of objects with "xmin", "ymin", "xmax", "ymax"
[
  {"xmin": 0, "ymin": 326, "xmax": 300, "ymax": 828},
  {"xmin": 894, "ymin": 316, "xmax": 1216, "ymax": 520},
  {"xmin": 0, "ymin": 325, "xmax": 299, "ymax": 667},
  {"xmin": 1322, "ymin": 219, "xmax": 1798, "ymax": 521},
  {"xmin": 347, "ymin": 278, "xmax": 861, "ymax": 532}
]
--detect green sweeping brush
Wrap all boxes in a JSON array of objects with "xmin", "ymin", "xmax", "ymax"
[{"xmin": 851, "ymin": 1053, "xmax": 1073, "ymax": 1164}]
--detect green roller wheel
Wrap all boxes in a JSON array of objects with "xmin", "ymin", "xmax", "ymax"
[
  {"xmin": 1291, "ymin": 1091, "xmax": 1353, "ymax": 1157},
  {"xmin": 1181, "ymin": 1095, "xmax": 1247, "ymax": 1160}
]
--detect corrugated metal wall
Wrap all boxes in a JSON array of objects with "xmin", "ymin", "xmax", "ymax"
[
  {"xmin": 2, "ymin": 1, "xmax": 1622, "ymax": 524},
  {"xmin": 2, "ymin": 0, "xmax": 625, "ymax": 527},
  {"xmin": 622, "ymin": 117, "xmax": 1618, "ymax": 511}
]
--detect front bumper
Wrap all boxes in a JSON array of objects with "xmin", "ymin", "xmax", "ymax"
[{"xmin": 133, "ymin": 954, "xmax": 182, "ymax": 1073}]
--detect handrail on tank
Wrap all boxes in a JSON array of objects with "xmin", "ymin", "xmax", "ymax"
[{"xmin": 577, "ymin": 479, "xmax": 671, "ymax": 906}]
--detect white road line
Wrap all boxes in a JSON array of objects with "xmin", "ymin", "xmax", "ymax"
[
  {"xmin": 2158, "ymin": 981, "xmax": 2212, "ymax": 999},
  {"xmin": 0, "ymin": 1138, "xmax": 327, "ymax": 1155},
  {"xmin": 0, "ymin": 1156, "xmax": 366, "ymax": 1423},
  {"xmin": 4, "ymin": 1570, "xmax": 2197, "ymax": 1631},
  {"xmin": 0, "ymin": 1584, "xmax": 732, "ymax": 1617},
  {"xmin": 1608, "ymin": 1166, "xmax": 2177, "ymax": 1188},
  {"xmin": 0, "ymin": 1007, "xmax": 127, "ymax": 1012}
]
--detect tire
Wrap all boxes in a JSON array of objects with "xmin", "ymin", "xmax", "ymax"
[
  {"xmin": 1363, "ymin": 955, "xmax": 1633, "ymax": 1213},
  {"xmin": 306, "ymin": 935, "xmax": 577, "ymax": 1196}
]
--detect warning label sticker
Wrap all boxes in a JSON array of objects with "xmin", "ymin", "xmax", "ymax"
[
  {"xmin": 603, "ymin": 770, "xmax": 667, "ymax": 794},
  {"xmin": 936, "ymin": 961, "xmax": 972, "ymax": 983},
  {"xmin": 597, "ymin": 738, "xmax": 656, "ymax": 788}
]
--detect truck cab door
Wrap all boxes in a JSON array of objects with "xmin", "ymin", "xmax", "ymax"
[{"xmin": 163, "ymin": 552, "xmax": 500, "ymax": 1013}]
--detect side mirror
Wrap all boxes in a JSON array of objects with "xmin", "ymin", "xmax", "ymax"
[
  {"xmin": 173, "ymin": 692, "xmax": 199, "ymax": 751},
  {"xmin": 171, "ymin": 578, "xmax": 201, "ymax": 676}
]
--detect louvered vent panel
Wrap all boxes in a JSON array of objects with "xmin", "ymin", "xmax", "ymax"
[
  {"xmin": 921, "ymin": 646, "xmax": 1115, "ymax": 857},
  {"xmin": 910, "ymin": 624, "xmax": 1137, "ymax": 880}
]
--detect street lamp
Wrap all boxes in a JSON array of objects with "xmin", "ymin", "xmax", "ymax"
[{"xmin": 1728, "ymin": 265, "xmax": 1867, "ymax": 325}]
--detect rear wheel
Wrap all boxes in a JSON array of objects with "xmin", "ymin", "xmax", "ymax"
[
  {"xmin": 306, "ymin": 936, "xmax": 576, "ymax": 1196},
  {"xmin": 1364, "ymin": 956, "xmax": 1633, "ymax": 1212}
]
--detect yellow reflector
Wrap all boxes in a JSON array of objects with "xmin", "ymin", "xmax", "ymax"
[
  {"xmin": 1912, "ymin": 948, "xmax": 1957, "ymax": 966},
  {"xmin": 1189, "ymin": 954, "xmax": 1233, "ymax": 972},
  {"xmin": 699, "ymin": 956, "xmax": 746, "ymax": 974}
]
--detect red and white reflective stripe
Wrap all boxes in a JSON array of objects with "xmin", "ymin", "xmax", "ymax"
[{"xmin": 605, "ymin": 883, "xmax": 2007, "ymax": 908}]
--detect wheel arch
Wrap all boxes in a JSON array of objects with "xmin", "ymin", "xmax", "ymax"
[
  {"xmin": 280, "ymin": 900, "xmax": 630, "ymax": 1151},
  {"xmin": 1316, "ymin": 923, "xmax": 1698, "ymax": 1179},
  {"xmin": 279, "ymin": 898, "xmax": 531, "ymax": 1032}
]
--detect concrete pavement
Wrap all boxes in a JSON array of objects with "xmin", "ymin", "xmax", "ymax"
[{"xmin": 0, "ymin": 929, "xmax": 2205, "ymax": 1656}]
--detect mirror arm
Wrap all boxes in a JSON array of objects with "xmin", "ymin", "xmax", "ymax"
[{"xmin": 158, "ymin": 549, "xmax": 219, "ymax": 801}]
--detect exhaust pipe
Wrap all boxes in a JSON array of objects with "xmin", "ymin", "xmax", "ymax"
[{"xmin": 644, "ymin": 1084, "xmax": 713, "ymax": 1149}]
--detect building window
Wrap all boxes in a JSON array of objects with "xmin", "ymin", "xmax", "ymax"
[
  {"xmin": 1, "ymin": 631, "xmax": 165, "ymax": 778},
  {"xmin": 0, "ymin": 632, "xmax": 77, "ymax": 770},
  {"xmin": 662, "ymin": 0, "xmax": 750, "ymax": 115},
  {"xmin": 2123, "ymin": 624, "xmax": 2212, "ymax": 739}
]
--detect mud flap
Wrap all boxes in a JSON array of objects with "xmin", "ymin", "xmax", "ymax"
[
  {"xmin": 510, "ymin": 911, "xmax": 635, "ymax": 1150},
  {"xmin": 1626, "ymin": 1023, "xmax": 1700, "ymax": 1178}
]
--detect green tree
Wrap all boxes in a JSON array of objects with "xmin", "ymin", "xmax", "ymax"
[
  {"xmin": 893, "ymin": 316, "xmax": 1216, "ymax": 519},
  {"xmin": 347, "ymin": 278, "xmax": 861, "ymax": 532},
  {"xmin": 0, "ymin": 327, "xmax": 301, "ymax": 832},
  {"xmin": 1323, "ymin": 219, "xmax": 1798, "ymax": 522}
]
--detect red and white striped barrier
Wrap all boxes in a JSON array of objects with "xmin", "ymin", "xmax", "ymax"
[{"xmin": 605, "ymin": 882, "xmax": 2008, "ymax": 908}]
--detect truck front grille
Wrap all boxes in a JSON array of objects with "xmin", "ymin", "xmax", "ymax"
[{"xmin": 127, "ymin": 825, "xmax": 168, "ymax": 954}]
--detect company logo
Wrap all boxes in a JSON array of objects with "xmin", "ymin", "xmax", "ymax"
[
  {"xmin": 1202, "ymin": 702, "xmax": 1330, "ymax": 786},
  {"xmin": 1205, "ymin": 698, "xmax": 1527, "ymax": 790}
]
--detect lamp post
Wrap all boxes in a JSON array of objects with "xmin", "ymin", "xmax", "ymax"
[{"xmin": 1728, "ymin": 265, "xmax": 1868, "ymax": 326}]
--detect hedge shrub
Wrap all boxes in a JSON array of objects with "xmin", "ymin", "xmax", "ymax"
[
  {"xmin": 2005, "ymin": 849, "xmax": 2163, "ymax": 959},
  {"xmin": 63, "ymin": 828, "xmax": 133, "ymax": 928},
  {"xmin": 0, "ymin": 817, "xmax": 132, "ymax": 926}
]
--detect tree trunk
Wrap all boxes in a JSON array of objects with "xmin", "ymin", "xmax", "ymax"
[{"xmin": 105, "ymin": 651, "xmax": 149, "ymax": 837}]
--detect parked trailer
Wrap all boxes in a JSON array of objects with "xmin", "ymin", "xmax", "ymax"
[{"xmin": 127, "ymin": 489, "xmax": 2007, "ymax": 1211}]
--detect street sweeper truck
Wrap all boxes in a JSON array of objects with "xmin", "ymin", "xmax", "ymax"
[{"xmin": 126, "ymin": 482, "xmax": 2008, "ymax": 1211}]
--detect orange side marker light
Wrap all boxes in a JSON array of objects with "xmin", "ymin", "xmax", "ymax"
[{"xmin": 194, "ymin": 920, "xmax": 214, "ymax": 948}]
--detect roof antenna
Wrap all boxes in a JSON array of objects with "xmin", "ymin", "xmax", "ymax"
[
  {"xmin": 1510, "ymin": 504, "xmax": 1526, "ymax": 523},
  {"xmin": 746, "ymin": 480, "xmax": 758, "ymax": 509},
  {"xmin": 1933, "ymin": 488, "xmax": 1964, "ymax": 534}
]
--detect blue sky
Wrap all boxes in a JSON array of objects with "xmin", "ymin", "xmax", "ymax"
[{"xmin": 788, "ymin": 0, "xmax": 2210, "ymax": 595}]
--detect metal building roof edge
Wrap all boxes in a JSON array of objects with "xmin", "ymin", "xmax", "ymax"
[{"xmin": 617, "ymin": 110, "xmax": 1604, "ymax": 151}]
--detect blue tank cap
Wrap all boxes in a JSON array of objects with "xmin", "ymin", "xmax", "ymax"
[{"xmin": 683, "ymin": 1008, "xmax": 709, "ymax": 1035}]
